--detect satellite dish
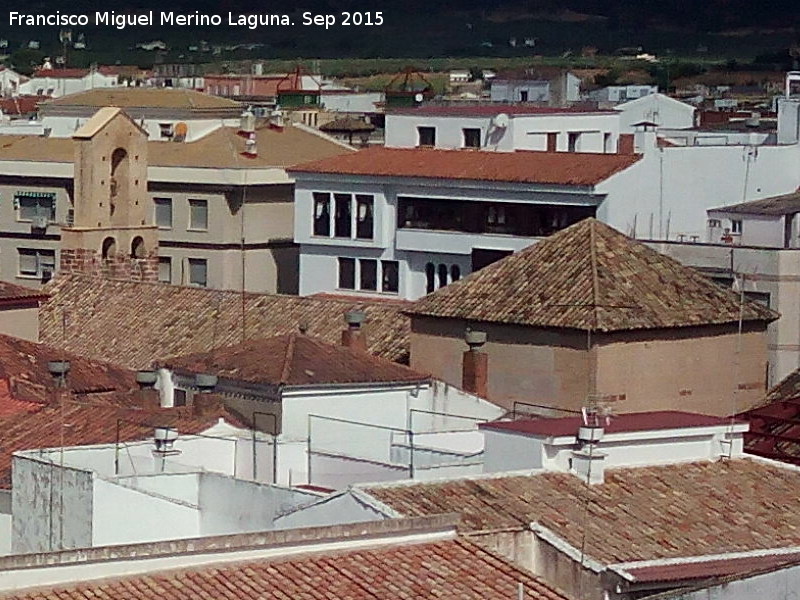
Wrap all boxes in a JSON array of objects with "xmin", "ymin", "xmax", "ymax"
[
  {"xmin": 494, "ymin": 113, "xmax": 510, "ymax": 128},
  {"xmin": 414, "ymin": 93, "xmax": 424, "ymax": 102}
]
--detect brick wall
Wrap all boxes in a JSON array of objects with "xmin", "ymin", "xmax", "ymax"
[{"xmin": 59, "ymin": 248, "xmax": 158, "ymax": 282}]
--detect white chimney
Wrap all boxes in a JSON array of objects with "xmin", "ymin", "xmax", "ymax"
[
  {"xmin": 240, "ymin": 107, "xmax": 256, "ymax": 134},
  {"xmin": 570, "ymin": 408, "xmax": 606, "ymax": 485}
]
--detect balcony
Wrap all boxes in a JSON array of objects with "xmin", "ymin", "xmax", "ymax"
[
  {"xmin": 396, "ymin": 228, "xmax": 541, "ymax": 255},
  {"xmin": 395, "ymin": 197, "xmax": 596, "ymax": 254}
]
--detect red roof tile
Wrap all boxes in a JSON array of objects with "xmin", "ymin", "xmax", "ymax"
[
  {"xmin": 40, "ymin": 274, "xmax": 410, "ymax": 369},
  {"xmin": 363, "ymin": 459, "xmax": 800, "ymax": 564},
  {"xmin": 0, "ymin": 96, "xmax": 48, "ymax": 116},
  {"xmin": 0, "ymin": 333, "xmax": 135, "ymax": 397},
  {"xmin": 162, "ymin": 333, "xmax": 428, "ymax": 387},
  {"xmin": 0, "ymin": 281, "xmax": 47, "ymax": 303},
  {"xmin": 0, "ymin": 539, "xmax": 571, "ymax": 600},
  {"xmin": 408, "ymin": 218, "xmax": 778, "ymax": 332},
  {"xmin": 290, "ymin": 146, "xmax": 641, "ymax": 186},
  {"xmin": 32, "ymin": 69, "xmax": 91, "ymax": 79},
  {"xmin": 481, "ymin": 411, "xmax": 740, "ymax": 437}
]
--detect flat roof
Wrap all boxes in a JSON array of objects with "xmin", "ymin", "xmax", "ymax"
[{"xmin": 480, "ymin": 410, "xmax": 743, "ymax": 437}]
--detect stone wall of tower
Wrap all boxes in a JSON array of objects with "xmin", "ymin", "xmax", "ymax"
[
  {"xmin": 59, "ymin": 247, "xmax": 159, "ymax": 282},
  {"xmin": 60, "ymin": 107, "xmax": 160, "ymax": 283}
]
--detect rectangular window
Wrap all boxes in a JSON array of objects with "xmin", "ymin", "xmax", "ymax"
[
  {"xmin": 189, "ymin": 199, "xmax": 208, "ymax": 231},
  {"xmin": 463, "ymin": 128, "xmax": 481, "ymax": 148},
  {"xmin": 520, "ymin": 90, "xmax": 529, "ymax": 102},
  {"xmin": 18, "ymin": 248, "xmax": 55, "ymax": 279},
  {"xmin": 731, "ymin": 219, "xmax": 743, "ymax": 234},
  {"xmin": 547, "ymin": 132, "xmax": 558, "ymax": 152},
  {"xmin": 417, "ymin": 126, "xmax": 436, "ymax": 147},
  {"xmin": 356, "ymin": 195, "xmax": 374, "ymax": 240},
  {"xmin": 188, "ymin": 258, "xmax": 207, "ymax": 287},
  {"xmin": 568, "ymin": 132, "xmax": 581, "ymax": 152},
  {"xmin": 159, "ymin": 123, "xmax": 174, "ymax": 139},
  {"xmin": 334, "ymin": 194, "xmax": 352, "ymax": 238},
  {"xmin": 174, "ymin": 389, "xmax": 187, "ymax": 407},
  {"xmin": 158, "ymin": 256, "xmax": 172, "ymax": 283},
  {"xmin": 604, "ymin": 132, "xmax": 613, "ymax": 153},
  {"xmin": 338, "ymin": 257, "xmax": 355, "ymax": 289},
  {"xmin": 359, "ymin": 259, "xmax": 377, "ymax": 291},
  {"xmin": 382, "ymin": 260, "xmax": 399, "ymax": 293},
  {"xmin": 154, "ymin": 197, "xmax": 173, "ymax": 229},
  {"xmin": 313, "ymin": 192, "xmax": 331, "ymax": 236},
  {"xmin": 16, "ymin": 193, "xmax": 56, "ymax": 222}
]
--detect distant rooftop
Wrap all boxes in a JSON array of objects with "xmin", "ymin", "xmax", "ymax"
[
  {"xmin": 42, "ymin": 88, "xmax": 242, "ymax": 110},
  {"xmin": 389, "ymin": 103, "xmax": 615, "ymax": 117}
]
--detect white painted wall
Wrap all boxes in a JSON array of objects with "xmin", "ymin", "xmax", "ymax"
[
  {"xmin": 384, "ymin": 112, "xmax": 619, "ymax": 153},
  {"xmin": 597, "ymin": 139, "xmax": 800, "ymax": 241},
  {"xmin": 294, "ymin": 176, "xmax": 600, "ymax": 300},
  {"xmin": 19, "ymin": 72, "xmax": 118, "ymax": 98},
  {"xmin": 482, "ymin": 424, "xmax": 746, "ymax": 475},
  {"xmin": 615, "ymin": 93, "xmax": 695, "ymax": 130},
  {"xmin": 92, "ymin": 477, "xmax": 200, "ymax": 547},
  {"xmin": 321, "ymin": 92, "xmax": 383, "ymax": 113},
  {"xmin": 273, "ymin": 491, "xmax": 389, "ymax": 530}
]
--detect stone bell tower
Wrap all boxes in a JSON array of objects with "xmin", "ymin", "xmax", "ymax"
[{"xmin": 60, "ymin": 107, "xmax": 158, "ymax": 281}]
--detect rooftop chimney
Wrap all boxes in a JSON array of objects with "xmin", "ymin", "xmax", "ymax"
[
  {"xmin": 570, "ymin": 407, "xmax": 606, "ymax": 485},
  {"xmin": 342, "ymin": 310, "xmax": 367, "ymax": 352},
  {"xmin": 462, "ymin": 330, "xmax": 488, "ymax": 398}
]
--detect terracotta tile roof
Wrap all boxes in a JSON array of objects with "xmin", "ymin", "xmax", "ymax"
[
  {"xmin": 0, "ymin": 281, "xmax": 47, "ymax": 304},
  {"xmin": 0, "ymin": 538, "xmax": 570, "ymax": 600},
  {"xmin": 0, "ymin": 333, "xmax": 135, "ymax": 397},
  {"xmin": 43, "ymin": 88, "xmax": 241, "ymax": 110},
  {"xmin": 0, "ymin": 380, "xmax": 41, "ymax": 417},
  {"xmin": 708, "ymin": 190, "xmax": 800, "ymax": 216},
  {"xmin": 0, "ymin": 124, "xmax": 352, "ymax": 169},
  {"xmin": 289, "ymin": 147, "xmax": 640, "ymax": 186},
  {"xmin": 0, "ymin": 95, "xmax": 48, "ymax": 116},
  {"xmin": 0, "ymin": 394, "xmax": 244, "ymax": 489},
  {"xmin": 40, "ymin": 274, "xmax": 410, "ymax": 370},
  {"xmin": 407, "ymin": 218, "xmax": 778, "ymax": 332},
  {"xmin": 362, "ymin": 459, "xmax": 800, "ymax": 564},
  {"xmin": 162, "ymin": 332, "xmax": 428, "ymax": 387},
  {"xmin": 480, "ymin": 411, "xmax": 739, "ymax": 437},
  {"xmin": 32, "ymin": 69, "xmax": 91, "ymax": 79},
  {"xmin": 621, "ymin": 552, "xmax": 800, "ymax": 583},
  {"xmin": 389, "ymin": 104, "xmax": 616, "ymax": 116}
]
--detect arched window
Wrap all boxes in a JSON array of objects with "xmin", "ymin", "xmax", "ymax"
[
  {"xmin": 425, "ymin": 263, "xmax": 435, "ymax": 294},
  {"xmin": 101, "ymin": 236, "xmax": 116, "ymax": 259},
  {"xmin": 109, "ymin": 148, "xmax": 129, "ymax": 217},
  {"xmin": 131, "ymin": 236, "xmax": 145, "ymax": 259},
  {"xmin": 437, "ymin": 264, "xmax": 448, "ymax": 288},
  {"xmin": 450, "ymin": 265, "xmax": 461, "ymax": 282}
]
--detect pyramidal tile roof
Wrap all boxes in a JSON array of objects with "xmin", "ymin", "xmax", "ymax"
[
  {"xmin": 408, "ymin": 218, "xmax": 778, "ymax": 332},
  {"xmin": 161, "ymin": 332, "xmax": 429, "ymax": 387}
]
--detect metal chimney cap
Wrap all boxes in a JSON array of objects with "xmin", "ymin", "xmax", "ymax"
[
  {"xmin": 135, "ymin": 370, "xmax": 158, "ymax": 387},
  {"xmin": 465, "ymin": 330, "xmax": 487, "ymax": 348},
  {"xmin": 47, "ymin": 360, "xmax": 71, "ymax": 377},
  {"xmin": 345, "ymin": 310, "xmax": 366, "ymax": 326},
  {"xmin": 195, "ymin": 373, "xmax": 218, "ymax": 390}
]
